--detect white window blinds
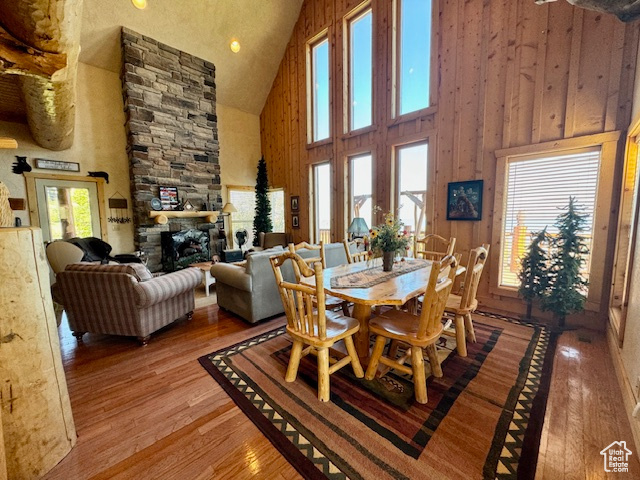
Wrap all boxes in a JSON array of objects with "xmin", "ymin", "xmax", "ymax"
[{"xmin": 500, "ymin": 147, "xmax": 601, "ymax": 288}]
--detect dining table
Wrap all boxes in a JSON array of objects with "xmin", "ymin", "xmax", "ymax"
[{"xmin": 300, "ymin": 257, "xmax": 466, "ymax": 364}]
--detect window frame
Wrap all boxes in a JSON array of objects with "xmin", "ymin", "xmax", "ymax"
[
  {"xmin": 306, "ymin": 30, "xmax": 331, "ymax": 145},
  {"xmin": 343, "ymin": 3, "xmax": 373, "ymax": 134},
  {"xmin": 391, "ymin": 0, "xmax": 438, "ymax": 120},
  {"xmin": 609, "ymin": 121, "xmax": 640, "ymax": 346},
  {"xmin": 310, "ymin": 161, "xmax": 332, "ymax": 243},
  {"xmin": 393, "ymin": 136, "xmax": 435, "ymax": 239},
  {"xmin": 226, "ymin": 185, "xmax": 286, "ymax": 247},
  {"xmin": 491, "ymin": 132, "xmax": 622, "ymax": 314}
]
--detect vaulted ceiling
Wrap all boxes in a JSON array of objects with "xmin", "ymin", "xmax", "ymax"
[{"xmin": 79, "ymin": 0, "xmax": 303, "ymax": 114}]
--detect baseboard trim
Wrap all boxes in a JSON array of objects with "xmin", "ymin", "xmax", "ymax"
[{"xmin": 607, "ymin": 323, "xmax": 640, "ymax": 452}]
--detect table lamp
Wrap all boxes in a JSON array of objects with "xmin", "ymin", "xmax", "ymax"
[
  {"xmin": 221, "ymin": 202, "xmax": 237, "ymax": 246},
  {"xmin": 347, "ymin": 217, "xmax": 369, "ymax": 239}
]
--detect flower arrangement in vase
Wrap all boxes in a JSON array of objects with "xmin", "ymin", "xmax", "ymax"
[{"xmin": 368, "ymin": 210, "xmax": 411, "ymax": 271}]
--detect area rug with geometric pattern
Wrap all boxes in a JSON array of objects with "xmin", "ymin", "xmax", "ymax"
[{"xmin": 198, "ymin": 311, "xmax": 557, "ymax": 480}]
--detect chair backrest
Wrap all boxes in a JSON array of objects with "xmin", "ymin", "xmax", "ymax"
[
  {"xmin": 414, "ymin": 234, "xmax": 456, "ymax": 261},
  {"xmin": 270, "ymin": 251, "xmax": 327, "ymax": 340},
  {"xmin": 459, "ymin": 244, "xmax": 490, "ymax": 310},
  {"xmin": 417, "ymin": 255, "xmax": 458, "ymax": 339},
  {"xmin": 46, "ymin": 241, "xmax": 84, "ymax": 274},
  {"xmin": 289, "ymin": 241, "xmax": 325, "ymax": 269},
  {"xmin": 343, "ymin": 239, "xmax": 368, "ymax": 264}
]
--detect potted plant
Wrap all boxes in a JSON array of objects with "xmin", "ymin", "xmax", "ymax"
[{"xmin": 369, "ymin": 211, "xmax": 410, "ymax": 271}]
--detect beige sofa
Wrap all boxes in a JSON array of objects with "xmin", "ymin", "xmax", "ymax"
[
  {"xmin": 211, "ymin": 242, "xmax": 350, "ymax": 323},
  {"xmin": 56, "ymin": 263, "xmax": 201, "ymax": 344}
]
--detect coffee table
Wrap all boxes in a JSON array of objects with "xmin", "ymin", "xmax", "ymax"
[{"xmin": 189, "ymin": 261, "xmax": 216, "ymax": 296}]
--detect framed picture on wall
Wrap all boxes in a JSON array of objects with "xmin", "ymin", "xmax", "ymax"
[
  {"xmin": 159, "ymin": 186, "xmax": 180, "ymax": 211},
  {"xmin": 447, "ymin": 180, "xmax": 483, "ymax": 221},
  {"xmin": 292, "ymin": 214, "xmax": 300, "ymax": 229},
  {"xmin": 291, "ymin": 195, "xmax": 299, "ymax": 212}
]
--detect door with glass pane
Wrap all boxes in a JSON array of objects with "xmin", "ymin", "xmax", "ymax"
[
  {"xmin": 312, "ymin": 163, "xmax": 332, "ymax": 243},
  {"xmin": 396, "ymin": 142, "xmax": 429, "ymax": 243},
  {"xmin": 35, "ymin": 179, "xmax": 102, "ymax": 242}
]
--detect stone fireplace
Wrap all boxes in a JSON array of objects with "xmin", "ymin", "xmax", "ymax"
[{"xmin": 121, "ymin": 28, "xmax": 221, "ymax": 272}]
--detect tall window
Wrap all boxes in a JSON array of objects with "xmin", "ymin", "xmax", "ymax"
[
  {"xmin": 397, "ymin": 142, "xmax": 428, "ymax": 239},
  {"xmin": 312, "ymin": 163, "xmax": 332, "ymax": 243},
  {"xmin": 309, "ymin": 36, "xmax": 330, "ymax": 142},
  {"xmin": 228, "ymin": 187, "xmax": 286, "ymax": 248},
  {"xmin": 349, "ymin": 153, "xmax": 373, "ymax": 230},
  {"xmin": 499, "ymin": 148, "xmax": 601, "ymax": 288},
  {"xmin": 397, "ymin": 0, "xmax": 432, "ymax": 116},
  {"xmin": 348, "ymin": 8, "xmax": 373, "ymax": 131}
]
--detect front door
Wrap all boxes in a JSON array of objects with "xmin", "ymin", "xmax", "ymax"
[{"xmin": 34, "ymin": 178, "xmax": 102, "ymax": 243}]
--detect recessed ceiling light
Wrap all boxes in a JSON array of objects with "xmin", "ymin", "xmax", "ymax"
[
  {"xmin": 132, "ymin": 0, "xmax": 147, "ymax": 10},
  {"xmin": 230, "ymin": 40, "xmax": 241, "ymax": 53}
]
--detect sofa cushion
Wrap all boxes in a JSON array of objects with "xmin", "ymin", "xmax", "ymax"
[{"xmin": 65, "ymin": 262, "xmax": 153, "ymax": 282}]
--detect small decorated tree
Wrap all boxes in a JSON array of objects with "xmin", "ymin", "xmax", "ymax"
[
  {"xmin": 253, "ymin": 157, "xmax": 273, "ymax": 246},
  {"xmin": 517, "ymin": 228, "xmax": 549, "ymax": 320},
  {"xmin": 543, "ymin": 197, "xmax": 590, "ymax": 327}
]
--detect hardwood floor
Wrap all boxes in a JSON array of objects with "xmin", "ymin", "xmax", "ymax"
[{"xmin": 44, "ymin": 305, "xmax": 640, "ymax": 479}]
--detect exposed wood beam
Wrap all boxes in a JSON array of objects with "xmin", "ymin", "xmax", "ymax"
[{"xmin": 0, "ymin": 25, "xmax": 67, "ymax": 79}]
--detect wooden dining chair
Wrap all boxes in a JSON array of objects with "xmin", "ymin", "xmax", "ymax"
[
  {"xmin": 364, "ymin": 255, "xmax": 458, "ymax": 404},
  {"xmin": 270, "ymin": 251, "xmax": 364, "ymax": 402},
  {"xmin": 343, "ymin": 239, "xmax": 368, "ymax": 264},
  {"xmin": 443, "ymin": 244, "xmax": 490, "ymax": 357},
  {"xmin": 414, "ymin": 234, "xmax": 456, "ymax": 261},
  {"xmin": 289, "ymin": 242, "xmax": 350, "ymax": 315}
]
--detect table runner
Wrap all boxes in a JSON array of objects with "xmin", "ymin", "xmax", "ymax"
[{"xmin": 329, "ymin": 258, "xmax": 429, "ymax": 288}]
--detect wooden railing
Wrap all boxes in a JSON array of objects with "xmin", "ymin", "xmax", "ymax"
[{"xmin": 319, "ymin": 229, "xmax": 331, "ymax": 244}]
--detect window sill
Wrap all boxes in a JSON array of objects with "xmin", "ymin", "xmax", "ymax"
[
  {"xmin": 306, "ymin": 138, "xmax": 333, "ymax": 150},
  {"xmin": 342, "ymin": 125, "xmax": 376, "ymax": 140},
  {"xmin": 389, "ymin": 106, "xmax": 437, "ymax": 127}
]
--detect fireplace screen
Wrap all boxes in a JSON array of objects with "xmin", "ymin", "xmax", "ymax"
[{"xmin": 161, "ymin": 229, "xmax": 210, "ymax": 271}]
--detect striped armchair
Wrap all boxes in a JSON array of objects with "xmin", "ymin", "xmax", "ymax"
[{"xmin": 56, "ymin": 263, "xmax": 201, "ymax": 345}]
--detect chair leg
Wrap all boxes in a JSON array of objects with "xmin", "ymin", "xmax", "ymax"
[
  {"xmin": 464, "ymin": 313, "xmax": 476, "ymax": 343},
  {"xmin": 317, "ymin": 347, "xmax": 330, "ymax": 402},
  {"xmin": 285, "ymin": 340, "xmax": 304, "ymax": 382},
  {"xmin": 364, "ymin": 336, "xmax": 387, "ymax": 380},
  {"xmin": 411, "ymin": 346, "xmax": 428, "ymax": 404},
  {"xmin": 388, "ymin": 340, "xmax": 400, "ymax": 360},
  {"xmin": 425, "ymin": 344, "xmax": 443, "ymax": 378},
  {"xmin": 454, "ymin": 314, "xmax": 467, "ymax": 357},
  {"xmin": 341, "ymin": 302, "xmax": 351, "ymax": 316},
  {"xmin": 343, "ymin": 335, "xmax": 364, "ymax": 378}
]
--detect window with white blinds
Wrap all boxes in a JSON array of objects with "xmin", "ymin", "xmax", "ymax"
[{"xmin": 499, "ymin": 147, "xmax": 601, "ymax": 288}]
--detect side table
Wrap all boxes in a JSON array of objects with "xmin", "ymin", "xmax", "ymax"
[{"xmin": 190, "ymin": 261, "xmax": 216, "ymax": 296}]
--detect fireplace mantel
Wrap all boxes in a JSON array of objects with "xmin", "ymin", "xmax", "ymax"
[{"xmin": 149, "ymin": 211, "xmax": 219, "ymax": 225}]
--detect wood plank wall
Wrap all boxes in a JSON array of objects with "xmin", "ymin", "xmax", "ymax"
[{"xmin": 260, "ymin": 0, "xmax": 640, "ymax": 320}]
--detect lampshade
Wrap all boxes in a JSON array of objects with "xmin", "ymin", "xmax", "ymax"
[
  {"xmin": 347, "ymin": 217, "xmax": 369, "ymax": 236},
  {"xmin": 222, "ymin": 202, "xmax": 237, "ymax": 214}
]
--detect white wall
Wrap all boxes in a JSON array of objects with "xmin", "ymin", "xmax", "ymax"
[
  {"xmin": 0, "ymin": 62, "xmax": 134, "ymax": 254},
  {"xmin": 217, "ymin": 103, "xmax": 261, "ymax": 201}
]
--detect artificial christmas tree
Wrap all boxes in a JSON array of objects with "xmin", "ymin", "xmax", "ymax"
[
  {"xmin": 517, "ymin": 228, "xmax": 549, "ymax": 320},
  {"xmin": 543, "ymin": 197, "xmax": 590, "ymax": 327},
  {"xmin": 253, "ymin": 157, "xmax": 273, "ymax": 246}
]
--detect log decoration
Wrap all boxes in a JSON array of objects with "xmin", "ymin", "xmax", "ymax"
[
  {"xmin": 0, "ymin": 26, "xmax": 67, "ymax": 79},
  {"xmin": 0, "ymin": 0, "xmax": 82, "ymax": 151},
  {"xmin": 0, "ymin": 182, "xmax": 12, "ymax": 227}
]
